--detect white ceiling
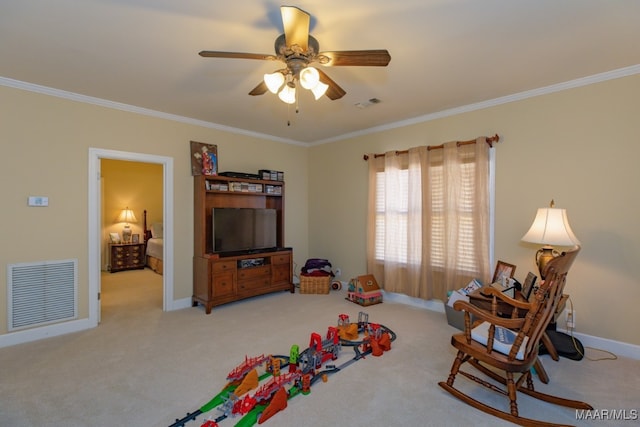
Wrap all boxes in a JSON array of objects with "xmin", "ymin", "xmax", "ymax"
[{"xmin": 1, "ymin": 0, "xmax": 639, "ymax": 144}]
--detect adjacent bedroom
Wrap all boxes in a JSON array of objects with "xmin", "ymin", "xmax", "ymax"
[
  {"xmin": 144, "ymin": 216, "xmax": 163, "ymax": 275},
  {"xmin": 101, "ymin": 159, "xmax": 164, "ymax": 299}
]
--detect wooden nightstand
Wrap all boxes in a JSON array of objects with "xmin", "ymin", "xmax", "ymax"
[{"xmin": 110, "ymin": 243, "xmax": 145, "ymax": 273}]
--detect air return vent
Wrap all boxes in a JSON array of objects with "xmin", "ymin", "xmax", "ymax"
[{"xmin": 7, "ymin": 259, "xmax": 78, "ymax": 331}]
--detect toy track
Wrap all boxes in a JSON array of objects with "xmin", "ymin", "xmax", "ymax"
[{"xmin": 169, "ymin": 313, "xmax": 396, "ymax": 427}]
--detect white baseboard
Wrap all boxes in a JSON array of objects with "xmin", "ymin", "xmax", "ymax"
[
  {"xmin": 170, "ymin": 297, "xmax": 193, "ymax": 311},
  {"xmin": 383, "ymin": 290, "xmax": 640, "ymax": 360},
  {"xmin": 383, "ymin": 290, "xmax": 446, "ymax": 312},
  {"xmin": 0, "ymin": 318, "xmax": 95, "ymax": 348},
  {"xmin": 555, "ymin": 328, "xmax": 640, "ymax": 360},
  {"xmin": 3, "ymin": 292, "xmax": 637, "ymax": 361}
]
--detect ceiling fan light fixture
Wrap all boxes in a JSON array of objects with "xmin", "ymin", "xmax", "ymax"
[
  {"xmin": 278, "ymin": 83, "xmax": 296, "ymax": 104},
  {"xmin": 311, "ymin": 81, "xmax": 329, "ymax": 100},
  {"xmin": 200, "ymin": 6, "xmax": 391, "ymax": 110},
  {"xmin": 299, "ymin": 66, "xmax": 320, "ymax": 90},
  {"xmin": 264, "ymin": 72, "xmax": 285, "ymax": 94}
]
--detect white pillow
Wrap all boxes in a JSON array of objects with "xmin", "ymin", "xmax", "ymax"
[{"xmin": 151, "ymin": 222, "xmax": 163, "ymax": 239}]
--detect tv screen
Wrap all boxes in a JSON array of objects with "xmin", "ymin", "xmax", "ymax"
[{"xmin": 212, "ymin": 208, "xmax": 277, "ymax": 253}]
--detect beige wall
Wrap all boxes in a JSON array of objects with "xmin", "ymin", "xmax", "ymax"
[
  {"xmin": 0, "ymin": 85, "xmax": 309, "ymax": 334},
  {"xmin": 308, "ymin": 74, "xmax": 640, "ymax": 346},
  {"xmin": 1, "ymin": 73, "xmax": 638, "ymax": 347}
]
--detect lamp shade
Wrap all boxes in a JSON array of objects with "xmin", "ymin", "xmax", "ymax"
[
  {"xmin": 264, "ymin": 72, "xmax": 285, "ymax": 94},
  {"xmin": 521, "ymin": 207, "xmax": 580, "ymax": 246},
  {"xmin": 117, "ymin": 208, "xmax": 137, "ymax": 224},
  {"xmin": 299, "ymin": 66, "xmax": 320, "ymax": 90},
  {"xmin": 278, "ymin": 84, "xmax": 296, "ymax": 104},
  {"xmin": 311, "ymin": 81, "xmax": 329, "ymax": 100}
]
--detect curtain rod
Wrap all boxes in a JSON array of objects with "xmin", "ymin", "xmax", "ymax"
[{"xmin": 363, "ymin": 134, "xmax": 500, "ymax": 161}]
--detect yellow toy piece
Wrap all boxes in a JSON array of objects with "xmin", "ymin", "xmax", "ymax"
[
  {"xmin": 337, "ymin": 323, "xmax": 359, "ymax": 340},
  {"xmin": 234, "ymin": 368, "xmax": 259, "ymax": 396}
]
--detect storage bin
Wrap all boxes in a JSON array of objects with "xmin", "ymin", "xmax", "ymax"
[
  {"xmin": 299, "ymin": 274, "xmax": 331, "ymax": 294},
  {"xmin": 445, "ymin": 303, "xmax": 475, "ymax": 331}
]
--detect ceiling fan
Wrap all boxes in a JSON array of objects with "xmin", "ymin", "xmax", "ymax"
[{"xmin": 199, "ymin": 6, "xmax": 391, "ymax": 104}]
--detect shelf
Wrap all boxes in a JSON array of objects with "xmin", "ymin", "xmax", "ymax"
[
  {"xmin": 193, "ymin": 174, "xmax": 292, "ymax": 313},
  {"xmin": 204, "ymin": 175, "xmax": 283, "ymax": 195}
]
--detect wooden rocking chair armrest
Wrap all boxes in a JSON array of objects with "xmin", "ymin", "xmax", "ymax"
[
  {"xmin": 452, "ymin": 300, "xmax": 525, "ymax": 330},
  {"xmin": 454, "ymin": 300, "xmax": 529, "ymax": 353},
  {"xmin": 479, "ymin": 286, "xmax": 532, "ymax": 310}
]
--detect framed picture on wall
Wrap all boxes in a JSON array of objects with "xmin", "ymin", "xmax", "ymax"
[{"xmin": 190, "ymin": 141, "xmax": 218, "ymax": 176}]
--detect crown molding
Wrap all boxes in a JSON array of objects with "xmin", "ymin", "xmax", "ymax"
[
  {"xmin": 311, "ymin": 64, "xmax": 640, "ymax": 146},
  {"xmin": 3, "ymin": 64, "xmax": 639, "ymax": 147},
  {"xmin": 0, "ymin": 76, "xmax": 304, "ymax": 146}
]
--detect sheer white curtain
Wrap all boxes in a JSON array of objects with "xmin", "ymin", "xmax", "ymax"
[{"xmin": 367, "ymin": 138, "xmax": 492, "ymax": 301}]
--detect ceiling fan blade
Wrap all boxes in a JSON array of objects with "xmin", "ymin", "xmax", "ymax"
[
  {"xmin": 281, "ymin": 6, "xmax": 310, "ymax": 51},
  {"xmin": 199, "ymin": 51, "xmax": 276, "ymax": 61},
  {"xmin": 320, "ymin": 50, "xmax": 391, "ymax": 67},
  {"xmin": 317, "ymin": 68, "xmax": 346, "ymax": 100},
  {"xmin": 248, "ymin": 81, "xmax": 268, "ymax": 96}
]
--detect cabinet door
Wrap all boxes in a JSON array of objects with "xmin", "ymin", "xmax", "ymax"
[
  {"xmin": 271, "ymin": 253, "xmax": 291, "ymax": 287},
  {"xmin": 212, "ymin": 260, "xmax": 237, "ymax": 298},
  {"xmin": 213, "ymin": 272, "xmax": 236, "ymax": 297},
  {"xmin": 272, "ymin": 264, "xmax": 291, "ymax": 285}
]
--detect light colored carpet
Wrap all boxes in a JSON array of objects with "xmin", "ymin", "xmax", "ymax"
[{"xmin": 0, "ymin": 269, "xmax": 638, "ymax": 427}]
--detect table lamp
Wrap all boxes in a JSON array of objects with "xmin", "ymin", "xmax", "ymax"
[
  {"xmin": 117, "ymin": 207, "xmax": 137, "ymax": 243},
  {"xmin": 521, "ymin": 200, "xmax": 580, "ymax": 279}
]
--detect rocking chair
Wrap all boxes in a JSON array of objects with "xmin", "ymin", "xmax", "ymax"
[{"xmin": 438, "ymin": 247, "xmax": 592, "ymax": 426}]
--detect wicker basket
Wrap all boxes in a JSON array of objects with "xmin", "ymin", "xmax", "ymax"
[{"xmin": 299, "ymin": 274, "xmax": 331, "ymax": 294}]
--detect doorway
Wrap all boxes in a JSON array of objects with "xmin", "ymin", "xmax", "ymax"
[{"xmin": 88, "ymin": 148, "xmax": 174, "ymax": 326}]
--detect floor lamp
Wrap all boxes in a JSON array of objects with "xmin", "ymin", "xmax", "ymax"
[{"xmin": 521, "ymin": 200, "xmax": 583, "ymax": 359}]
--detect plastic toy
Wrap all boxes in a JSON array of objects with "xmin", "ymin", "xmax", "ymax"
[
  {"xmin": 346, "ymin": 275, "xmax": 383, "ymax": 306},
  {"xmin": 168, "ymin": 311, "xmax": 396, "ymax": 427}
]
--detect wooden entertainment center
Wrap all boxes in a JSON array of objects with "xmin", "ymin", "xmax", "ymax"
[{"xmin": 192, "ymin": 174, "xmax": 294, "ymax": 314}]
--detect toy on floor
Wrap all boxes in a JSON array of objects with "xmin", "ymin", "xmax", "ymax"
[
  {"xmin": 168, "ymin": 311, "xmax": 396, "ymax": 427},
  {"xmin": 346, "ymin": 274, "xmax": 383, "ymax": 306}
]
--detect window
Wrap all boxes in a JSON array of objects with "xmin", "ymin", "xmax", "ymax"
[
  {"xmin": 375, "ymin": 161, "xmax": 479, "ymax": 273},
  {"xmin": 374, "ymin": 169, "xmax": 409, "ymax": 262},
  {"xmin": 367, "ymin": 140, "xmax": 493, "ymax": 300}
]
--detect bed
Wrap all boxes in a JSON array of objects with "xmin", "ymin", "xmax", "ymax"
[{"xmin": 143, "ymin": 210, "xmax": 163, "ymax": 275}]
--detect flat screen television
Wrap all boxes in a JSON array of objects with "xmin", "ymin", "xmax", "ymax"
[{"xmin": 212, "ymin": 208, "xmax": 277, "ymax": 254}]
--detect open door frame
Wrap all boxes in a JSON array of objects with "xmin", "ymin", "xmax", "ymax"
[{"xmin": 88, "ymin": 148, "xmax": 174, "ymax": 325}]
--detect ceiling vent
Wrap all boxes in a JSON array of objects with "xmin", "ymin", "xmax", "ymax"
[{"xmin": 355, "ymin": 98, "xmax": 382, "ymax": 109}]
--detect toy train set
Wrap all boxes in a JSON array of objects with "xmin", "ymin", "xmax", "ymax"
[{"xmin": 169, "ymin": 312, "xmax": 396, "ymax": 427}]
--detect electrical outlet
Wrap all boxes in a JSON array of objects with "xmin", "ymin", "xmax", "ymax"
[{"xmin": 566, "ymin": 309, "xmax": 575, "ymax": 329}]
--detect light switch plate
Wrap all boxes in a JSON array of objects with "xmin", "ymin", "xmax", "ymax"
[{"xmin": 28, "ymin": 196, "xmax": 49, "ymax": 207}]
